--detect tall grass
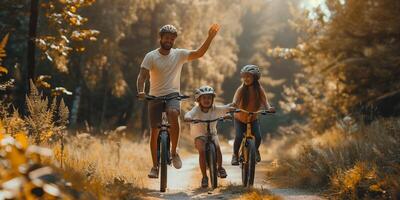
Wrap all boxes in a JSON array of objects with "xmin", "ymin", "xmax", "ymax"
[
  {"xmin": 56, "ymin": 132, "xmax": 152, "ymax": 199},
  {"xmin": 266, "ymin": 118, "xmax": 400, "ymax": 199}
]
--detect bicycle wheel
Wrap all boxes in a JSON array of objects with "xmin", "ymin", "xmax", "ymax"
[
  {"xmin": 247, "ymin": 139, "xmax": 256, "ymax": 187},
  {"xmin": 241, "ymin": 144, "xmax": 249, "ymax": 187},
  {"xmin": 207, "ymin": 143, "xmax": 218, "ymax": 189},
  {"xmin": 159, "ymin": 131, "xmax": 169, "ymax": 192}
]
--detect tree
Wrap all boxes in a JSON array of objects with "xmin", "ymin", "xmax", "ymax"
[{"xmin": 272, "ymin": 0, "xmax": 400, "ymax": 130}]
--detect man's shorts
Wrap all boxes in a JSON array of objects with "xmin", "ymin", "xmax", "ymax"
[{"xmin": 148, "ymin": 92, "xmax": 181, "ymax": 129}]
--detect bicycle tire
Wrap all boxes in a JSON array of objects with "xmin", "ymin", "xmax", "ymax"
[
  {"xmin": 159, "ymin": 131, "xmax": 168, "ymax": 192},
  {"xmin": 241, "ymin": 143, "xmax": 249, "ymax": 187},
  {"xmin": 247, "ymin": 139, "xmax": 256, "ymax": 187},
  {"xmin": 207, "ymin": 143, "xmax": 218, "ymax": 189}
]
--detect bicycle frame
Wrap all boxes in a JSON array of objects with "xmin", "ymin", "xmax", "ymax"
[
  {"xmin": 142, "ymin": 94, "xmax": 189, "ymax": 192},
  {"xmin": 230, "ymin": 108, "xmax": 274, "ymax": 187},
  {"xmin": 190, "ymin": 117, "xmax": 226, "ymax": 188},
  {"xmin": 235, "ymin": 109, "xmax": 267, "ymax": 164},
  {"xmin": 191, "ymin": 117, "xmax": 225, "ymax": 157}
]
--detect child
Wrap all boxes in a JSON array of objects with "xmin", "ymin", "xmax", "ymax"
[
  {"xmin": 231, "ymin": 64, "xmax": 275, "ymax": 165},
  {"xmin": 184, "ymin": 86, "xmax": 231, "ymax": 188}
]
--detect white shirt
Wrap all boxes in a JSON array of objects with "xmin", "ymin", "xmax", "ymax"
[
  {"xmin": 141, "ymin": 48, "xmax": 190, "ymax": 96},
  {"xmin": 184, "ymin": 104, "xmax": 230, "ymax": 138}
]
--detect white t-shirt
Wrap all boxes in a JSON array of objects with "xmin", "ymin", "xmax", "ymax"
[
  {"xmin": 184, "ymin": 104, "xmax": 230, "ymax": 138},
  {"xmin": 141, "ymin": 48, "xmax": 191, "ymax": 96}
]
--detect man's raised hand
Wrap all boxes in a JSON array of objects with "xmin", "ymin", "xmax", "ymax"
[{"xmin": 208, "ymin": 24, "xmax": 220, "ymax": 38}]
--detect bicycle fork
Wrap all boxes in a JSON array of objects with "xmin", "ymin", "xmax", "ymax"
[
  {"xmin": 239, "ymin": 123, "xmax": 254, "ymax": 164},
  {"xmin": 157, "ymin": 112, "xmax": 171, "ymax": 165}
]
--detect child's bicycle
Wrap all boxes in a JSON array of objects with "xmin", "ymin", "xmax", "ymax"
[
  {"xmin": 230, "ymin": 108, "xmax": 275, "ymax": 187},
  {"xmin": 140, "ymin": 94, "xmax": 190, "ymax": 192},
  {"xmin": 189, "ymin": 116, "xmax": 229, "ymax": 189}
]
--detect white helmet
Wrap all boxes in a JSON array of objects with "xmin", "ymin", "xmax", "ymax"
[
  {"xmin": 194, "ymin": 86, "xmax": 216, "ymax": 101},
  {"xmin": 240, "ymin": 64, "xmax": 261, "ymax": 80},
  {"xmin": 159, "ymin": 24, "xmax": 178, "ymax": 37}
]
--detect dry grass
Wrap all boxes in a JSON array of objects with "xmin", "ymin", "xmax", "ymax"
[
  {"xmin": 54, "ymin": 132, "xmax": 152, "ymax": 199},
  {"xmin": 217, "ymin": 184, "xmax": 282, "ymax": 200},
  {"xmin": 266, "ymin": 118, "xmax": 400, "ymax": 199},
  {"xmin": 238, "ymin": 190, "xmax": 282, "ymax": 200}
]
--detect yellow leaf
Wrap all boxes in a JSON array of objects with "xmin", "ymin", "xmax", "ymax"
[
  {"xmin": 0, "ymin": 121, "xmax": 5, "ymax": 140},
  {"xmin": 0, "ymin": 66, "xmax": 8, "ymax": 74},
  {"xmin": 7, "ymin": 146, "xmax": 27, "ymax": 169},
  {"xmin": 70, "ymin": 6, "xmax": 77, "ymax": 13},
  {"xmin": 369, "ymin": 184, "xmax": 383, "ymax": 192},
  {"xmin": 0, "ymin": 33, "xmax": 9, "ymax": 50},
  {"xmin": 14, "ymin": 132, "xmax": 29, "ymax": 150}
]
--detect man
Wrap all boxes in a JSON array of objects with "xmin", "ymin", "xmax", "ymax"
[{"xmin": 137, "ymin": 24, "xmax": 220, "ymax": 178}]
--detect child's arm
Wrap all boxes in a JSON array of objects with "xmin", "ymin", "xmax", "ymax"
[
  {"xmin": 260, "ymin": 87, "xmax": 275, "ymax": 112},
  {"xmin": 231, "ymin": 86, "xmax": 242, "ymax": 108},
  {"xmin": 184, "ymin": 108, "xmax": 195, "ymax": 122}
]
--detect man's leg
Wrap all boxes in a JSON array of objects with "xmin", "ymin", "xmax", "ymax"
[
  {"xmin": 147, "ymin": 100, "xmax": 162, "ymax": 178},
  {"xmin": 167, "ymin": 108, "xmax": 180, "ymax": 155},
  {"xmin": 167, "ymin": 108, "xmax": 181, "ymax": 169},
  {"xmin": 150, "ymin": 127, "xmax": 159, "ymax": 167}
]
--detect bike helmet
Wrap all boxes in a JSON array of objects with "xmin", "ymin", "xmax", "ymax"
[
  {"xmin": 159, "ymin": 24, "xmax": 178, "ymax": 37},
  {"xmin": 240, "ymin": 64, "xmax": 261, "ymax": 80},
  {"xmin": 194, "ymin": 86, "xmax": 216, "ymax": 101}
]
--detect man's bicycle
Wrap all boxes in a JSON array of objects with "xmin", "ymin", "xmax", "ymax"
[
  {"xmin": 189, "ymin": 116, "xmax": 229, "ymax": 189},
  {"xmin": 141, "ymin": 94, "xmax": 190, "ymax": 192},
  {"xmin": 230, "ymin": 108, "xmax": 275, "ymax": 187}
]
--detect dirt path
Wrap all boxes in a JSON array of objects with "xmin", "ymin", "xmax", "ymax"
[{"xmin": 142, "ymin": 144, "xmax": 325, "ymax": 200}]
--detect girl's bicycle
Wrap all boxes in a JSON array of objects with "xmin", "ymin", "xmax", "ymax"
[{"xmin": 230, "ymin": 108, "xmax": 275, "ymax": 187}]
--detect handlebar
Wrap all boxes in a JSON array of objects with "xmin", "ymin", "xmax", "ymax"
[
  {"xmin": 138, "ymin": 94, "xmax": 191, "ymax": 101},
  {"xmin": 189, "ymin": 117, "xmax": 229, "ymax": 124},
  {"xmin": 228, "ymin": 108, "xmax": 275, "ymax": 115}
]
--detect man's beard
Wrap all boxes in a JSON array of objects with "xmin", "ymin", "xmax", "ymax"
[{"xmin": 160, "ymin": 41, "xmax": 173, "ymax": 50}]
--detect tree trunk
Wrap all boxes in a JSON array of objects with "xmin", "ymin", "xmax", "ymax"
[
  {"xmin": 69, "ymin": 85, "xmax": 81, "ymax": 130},
  {"xmin": 99, "ymin": 69, "xmax": 109, "ymax": 132},
  {"xmin": 27, "ymin": 0, "xmax": 39, "ymax": 88}
]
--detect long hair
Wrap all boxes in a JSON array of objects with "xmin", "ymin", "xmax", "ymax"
[{"xmin": 238, "ymin": 80, "xmax": 262, "ymax": 109}]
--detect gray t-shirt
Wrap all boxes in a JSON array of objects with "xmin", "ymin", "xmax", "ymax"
[{"xmin": 141, "ymin": 48, "xmax": 190, "ymax": 96}]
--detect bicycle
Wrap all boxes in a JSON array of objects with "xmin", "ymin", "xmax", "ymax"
[
  {"xmin": 189, "ymin": 116, "xmax": 229, "ymax": 189},
  {"xmin": 230, "ymin": 108, "xmax": 275, "ymax": 187},
  {"xmin": 140, "ymin": 94, "xmax": 190, "ymax": 192}
]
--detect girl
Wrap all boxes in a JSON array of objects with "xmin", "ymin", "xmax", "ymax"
[
  {"xmin": 184, "ymin": 86, "xmax": 231, "ymax": 188},
  {"xmin": 231, "ymin": 65, "xmax": 275, "ymax": 165}
]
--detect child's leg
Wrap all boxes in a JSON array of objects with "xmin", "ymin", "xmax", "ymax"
[
  {"xmin": 195, "ymin": 137, "xmax": 207, "ymax": 177},
  {"xmin": 214, "ymin": 137, "xmax": 223, "ymax": 168},
  {"xmin": 233, "ymin": 119, "xmax": 246, "ymax": 155},
  {"xmin": 252, "ymin": 120, "xmax": 262, "ymax": 150},
  {"xmin": 214, "ymin": 137, "xmax": 227, "ymax": 178}
]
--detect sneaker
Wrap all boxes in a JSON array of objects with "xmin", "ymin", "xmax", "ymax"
[
  {"xmin": 201, "ymin": 176, "xmax": 208, "ymax": 188},
  {"xmin": 256, "ymin": 150, "xmax": 261, "ymax": 162},
  {"xmin": 171, "ymin": 153, "xmax": 182, "ymax": 169},
  {"xmin": 148, "ymin": 167, "xmax": 158, "ymax": 179},
  {"xmin": 231, "ymin": 154, "xmax": 239, "ymax": 166},
  {"xmin": 218, "ymin": 167, "xmax": 227, "ymax": 178}
]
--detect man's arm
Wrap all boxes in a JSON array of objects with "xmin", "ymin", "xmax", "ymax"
[
  {"xmin": 136, "ymin": 68, "xmax": 149, "ymax": 98},
  {"xmin": 187, "ymin": 24, "xmax": 220, "ymax": 61}
]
